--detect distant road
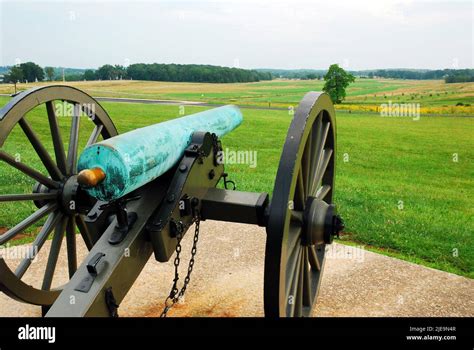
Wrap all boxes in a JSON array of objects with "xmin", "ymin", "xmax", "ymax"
[
  {"xmin": 94, "ymin": 96, "xmax": 289, "ymax": 111},
  {"xmin": 0, "ymin": 93, "xmax": 288, "ymax": 111}
]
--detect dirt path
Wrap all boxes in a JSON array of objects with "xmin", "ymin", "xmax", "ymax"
[{"xmin": 0, "ymin": 221, "xmax": 472, "ymax": 317}]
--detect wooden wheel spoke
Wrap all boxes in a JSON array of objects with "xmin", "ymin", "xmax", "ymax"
[
  {"xmin": 0, "ymin": 203, "xmax": 57, "ymax": 245},
  {"xmin": 295, "ymin": 168, "xmax": 305, "ymax": 209},
  {"xmin": 302, "ymin": 247, "xmax": 312, "ymax": 307},
  {"xmin": 290, "ymin": 210, "xmax": 303, "ymax": 224},
  {"xmin": 308, "ymin": 245, "xmax": 321, "ymax": 271},
  {"xmin": 86, "ymin": 125, "xmax": 103, "ymax": 148},
  {"xmin": 316, "ymin": 184, "xmax": 331, "ymax": 200},
  {"xmin": 309, "ymin": 121, "xmax": 330, "ymax": 195},
  {"xmin": 287, "ymin": 224, "xmax": 302, "ymax": 259},
  {"xmin": 0, "ymin": 150, "xmax": 59, "ymax": 189},
  {"xmin": 295, "ymin": 260, "xmax": 304, "ymax": 317},
  {"xmin": 286, "ymin": 246, "xmax": 303, "ymax": 316},
  {"xmin": 46, "ymin": 101, "xmax": 67, "ymax": 174},
  {"xmin": 0, "ymin": 192, "xmax": 57, "ymax": 202},
  {"xmin": 67, "ymin": 104, "xmax": 81, "ymax": 175},
  {"xmin": 309, "ymin": 115, "xmax": 324, "ymax": 178},
  {"xmin": 311, "ymin": 149, "xmax": 333, "ymax": 195},
  {"xmin": 76, "ymin": 215, "xmax": 97, "ymax": 250},
  {"xmin": 66, "ymin": 216, "xmax": 77, "ymax": 277},
  {"xmin": 15, "ymin": 211, "xmax": 62, "ymax": 279},
  {"xmin": 42, "ymin": 216, "xmax": 67, "ymax": 290},
  {"xmin": 18, "ymin": 117, "xmax": 63, "ymax": 180}
]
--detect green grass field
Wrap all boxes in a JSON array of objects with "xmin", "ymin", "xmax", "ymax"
[
  {"xmin": 0, "ymin": 93, "xmax": 472, "ymax": 278},
  {"xmin": 2, "ymin": 78, "xmax": 473, "ymax": 115}
]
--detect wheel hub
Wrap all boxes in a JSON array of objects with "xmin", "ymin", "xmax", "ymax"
[
  {"xmin": 32, "ymin": 182, "xmax": 55, "ymax": 208},
  {"xmin": 303, "ymin": 197, "xmax": 344, "ymax": 245},
  {"xmin": 32, "ymin": 175, "xmax": 94, "ymax": 215},
  {"xmin": 60, "ymin": 175, "xmax": 79, "ymax": 214}
]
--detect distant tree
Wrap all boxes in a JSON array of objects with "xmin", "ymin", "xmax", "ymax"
[
  {"xmin": 323, "ymin": 64, "xmax": 355, "ymax": 104},
  {"xmin": 65, "ymin": 73, "xmax": 85, "ymax": 81},
  {"xmin": 127, "ymin": 64, "xmax": 148, "ymax": 80},
  {"xmin": 4, "ymin": 66, "xmax": 24, "ymax": 93},
  {"xmin": 44, "ymin": 67, "xmax": 55, "ymax": 81},
  {"xmin": 96, "ymin": 64, "xmax": 116, "ymax": 80},
  {"xmin": 19, "ymin": 62, "xmax": 44, "ymax": 82},
  {"xmin": 96, "ymin": 64, "xmax": 128, "ymax": 80},
  {"xmin": 114, "ymin": 65, "xmax": 127, "ymax": 80},
  {"xmin": 84, "ymin": 69, "xmax": 96, "ymax": 81}
]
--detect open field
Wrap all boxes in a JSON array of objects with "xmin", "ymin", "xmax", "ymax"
[
  {"xmin": 1, "ymin": 78, "xmax": 473, "ymax": 115},
  {"xmin": 0, "ymin": 96, "xmax": 472, "ymax": 278}
]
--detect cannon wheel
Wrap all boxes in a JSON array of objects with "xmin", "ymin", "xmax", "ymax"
[
  {"xmin": 0, "ymin": 85, "xmax": 118, "ymax": 306},
  {"xmin": 264, "ymin": 92, "xmax": 336, "ymax": 317}
]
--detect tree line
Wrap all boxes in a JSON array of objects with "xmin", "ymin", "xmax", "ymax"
[
  {"xmin": 366, "ymin": 69, "xmax": 474, "ymax": 83},
  {"xmin": 256, "ymin": 69, "xmax": 327, "ymax": 80},
  {"xmin": 258, "ymin": 68, "xmax": 474, "ymax": 83},
  {"xmin": 106, "ymin": 64, "xmax": 272, "ymax": 83},
  {"xmin": 443, "ymin": 70, "xmax": 474, "ymax": 83},
  {"xmin": 2, "ymin": 62, "xmax": 273, "ymax": 84},
  {"xmin": 3, "ymin": 62, "xmax": 472, "ymax": 86}
]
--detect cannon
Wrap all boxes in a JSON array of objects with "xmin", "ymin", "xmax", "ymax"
[{"xmin": 0, "ymin": 85, "xmax": 343, "ymax": 317}]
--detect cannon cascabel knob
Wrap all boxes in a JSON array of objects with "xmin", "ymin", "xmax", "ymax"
[{"xmin": 77, "ymin": 167, "xmax": 106, "ymax": 187}]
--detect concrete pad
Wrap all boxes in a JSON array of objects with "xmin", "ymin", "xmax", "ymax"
[{"xmin": 0, "ymin": 221, "xmax": 472, "ymax": 317}]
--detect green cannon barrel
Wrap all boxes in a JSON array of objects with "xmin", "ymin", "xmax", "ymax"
[{"xmin": 77, "ymin": 105, "xmax": 243, "ymax": 201}]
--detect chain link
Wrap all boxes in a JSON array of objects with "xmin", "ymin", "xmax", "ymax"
[{"xmin": 160, "ymin": 215, "xmax": 200, "ymax": 317}]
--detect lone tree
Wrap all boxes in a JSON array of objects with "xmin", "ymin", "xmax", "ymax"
[
  {"xmin": 44, "ymin": 67, "xmax": 55, "ymax": 81},
  {"xmin": 4, "ymin": 66, "xmax": 24, "ymax": 94},
  {"xmin": 323, "ymin": 64, "xmax": 355, "ymax": 104}
]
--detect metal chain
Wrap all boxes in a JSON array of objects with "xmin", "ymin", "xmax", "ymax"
[{"xmin": 160, "ymin": 215, "xmax": 200, "ymax": 317}]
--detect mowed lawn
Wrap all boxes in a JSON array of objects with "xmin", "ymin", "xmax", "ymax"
[{"xmin": 0, "ymin": 96, "xmax": 472, "ymax": 278}]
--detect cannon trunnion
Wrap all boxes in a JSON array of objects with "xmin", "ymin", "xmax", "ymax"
[{"xmin": 0, "ymin": 85, "xmax": 343, "ymax": 317}]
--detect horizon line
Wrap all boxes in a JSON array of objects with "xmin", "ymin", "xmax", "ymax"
[{"xmin": 0, "ymin": 64, "xmax": 472, "ymax": 72}]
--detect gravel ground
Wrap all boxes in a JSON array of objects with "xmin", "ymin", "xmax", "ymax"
[{"xmin": 0, "ymin": 221, "xmax": 472, "ymax": 317}]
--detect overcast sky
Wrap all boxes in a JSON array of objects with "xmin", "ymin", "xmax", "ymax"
[{"xmin": 0, "ymin": 0, "xmax": 472, "ymax": 70}]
